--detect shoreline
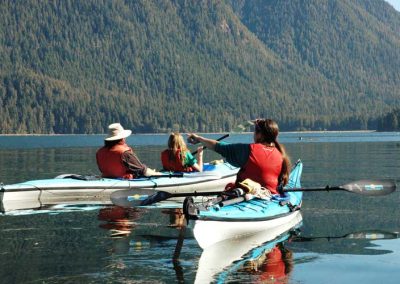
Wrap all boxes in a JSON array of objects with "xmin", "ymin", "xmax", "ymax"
[{"xmin": 0, "ymin": 130, "xmax": 380, "ymax": 136}]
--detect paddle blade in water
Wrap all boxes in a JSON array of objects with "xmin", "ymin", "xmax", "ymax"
[
  {"xmin": 110, "ymin": 190, "xmax": 149, "ymax": 207},
  {"xmin": 340, "ymin": 179, "xmax": 396, "ymax": 196},
  {"xmin": 140, "ymin": 191, "xmax": 172, "ymax": 206}
]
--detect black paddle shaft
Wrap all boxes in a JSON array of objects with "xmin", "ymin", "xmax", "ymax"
[
  {"xmin": 140, "ymin": 188, "xmax": 246, "ymax": 206},
  {"xmin": 191, "ymin": 134, "xmax": 229, "ymax": 155}
]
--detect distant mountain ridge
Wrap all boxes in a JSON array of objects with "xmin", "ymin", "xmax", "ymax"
[{"xmin": 0, "ymin": 0, "xmax": 399, "ymax": 134}]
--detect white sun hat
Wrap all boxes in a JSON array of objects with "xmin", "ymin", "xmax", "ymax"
[{"xmin": 105, "ymin": 123, "xmax": 132, "ymax": 141}]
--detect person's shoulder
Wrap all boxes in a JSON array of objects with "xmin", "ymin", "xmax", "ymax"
[
  {"xmin": 251, "ymin": 143, "xmax": 265, "ymax": 148},
  {"xmin": 161, "ymin": 149, "xmax": 171, "ymax": 159},
  {"xmin": 121, "ymin": 146, "xmax": 134, "ymax": 154},
  {"xmin": 96, "ymin": 146, "xmax": 106, "ymax": 153}
]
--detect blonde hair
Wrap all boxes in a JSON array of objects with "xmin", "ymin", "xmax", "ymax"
[{"xmin": 167, "ymin": 132, "xmax": 189, "ymax": 167}]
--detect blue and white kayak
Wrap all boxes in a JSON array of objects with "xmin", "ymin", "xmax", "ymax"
[
  {"xmin": 184, "ymin": 160, "xmax": 303, "ymax": 249},
  {"xmin": 0, "ymin": 162, "xmax": 238, "ymax": 212},
  {"xmin": 195, "ymin": 211, "xmax": 302, "ymax": 284}
]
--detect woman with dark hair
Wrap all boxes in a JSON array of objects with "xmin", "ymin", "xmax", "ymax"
[
  {"xmin": 96, "ymin": 123, "xmax": 160, "ymax": 179},
  {"xmin": 187, "ymin": 119, "xmax": 290, "ymax": 195}
]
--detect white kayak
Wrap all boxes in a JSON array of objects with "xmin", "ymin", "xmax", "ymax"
[
  {"xmin": 0, "ymin": 162, "xmax": 238, "ymax": 212},
  {"xmin": 194, "ymin": 211, "xmax": 302, "ymax": 284},
  {"xmin": 184, "ymin": 160, "xmax": 303, "ymax": 249}
]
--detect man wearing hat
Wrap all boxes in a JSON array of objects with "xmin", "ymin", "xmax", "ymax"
[{"xmin": 96, "ymin": 123, "xmax": 160, "ymax": 179}]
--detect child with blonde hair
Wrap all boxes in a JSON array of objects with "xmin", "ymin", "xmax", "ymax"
[{"xmin": 161, "ymin": 132, "xmax": 203, "ymax": 172}]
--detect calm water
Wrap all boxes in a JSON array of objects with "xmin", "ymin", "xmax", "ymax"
[{"xmin": 1, "ymin": 132, "xmax": 400, "ymax": 283}]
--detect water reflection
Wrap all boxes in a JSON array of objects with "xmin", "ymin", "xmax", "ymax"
[
  {"xmin": 97, "ymin": 206, "xmax": 192, "ymax": 281},
  {"xmin": 195, "ymin": 213, "xmax": 302, "ymax": 283},
  {"xmin": 97, "ymin": 206, "xmax": 141, "ymax": 237},
  {"xmin": 1, "ymin": 136, "xmax": 400, "ymax": 283},
  {"xmin": 97, "ymin": 204, "xmax": 191, "ymax": 269},
  {"xmin": 98, "ymin": 206, "xmax": 187, "ymax": 238},
  {"xmin": 238, "ymin": 242, "xmax": 294, "ymax": 283},
  {"xmin": 2, "ymin": 203, "xmax": 398, "ymax": 283},
  {"xmin": 1, "ymin": 203, "xmax": 106, "ymax": 216},
  {"xmin": 291, "ymin": 229, "xmax": 399, "ymax": 256},
  {"xmin": 94, "ymin": 205, "xmax": 400, "ymax": 283}
]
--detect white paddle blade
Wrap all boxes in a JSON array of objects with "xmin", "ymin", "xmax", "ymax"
[{"xmin": 340, "ymin": 179, "xmax": 396, "ymax": 196}]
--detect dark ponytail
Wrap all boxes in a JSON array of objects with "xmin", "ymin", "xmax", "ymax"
[
  {"xmin": 255, "ymin": 119, "xmax": 291, "ymax": 186},
  {"xmin": 275, "ymin": 141, "xmax": 291, "ymax": 186}
]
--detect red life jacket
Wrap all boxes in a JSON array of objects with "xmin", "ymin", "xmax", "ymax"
[
  {"xmin": 236, "ymin": 143, "xmax": 283, "ymax": 194},
  {"xmin": 259, "ymin": 246, "xmax": 287, "ymax": 281},
  {"xmin": 96, "ymin": 143, "xmax": 134, "ymax": 179},
  {"xmin": 161, "ymin": 149, "xmax": 194, "ymax": 172}
]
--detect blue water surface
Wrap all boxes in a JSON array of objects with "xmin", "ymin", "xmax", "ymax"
[{"xmin": 0, "ymin": 132, "xmax": 400, "ymax": 283}]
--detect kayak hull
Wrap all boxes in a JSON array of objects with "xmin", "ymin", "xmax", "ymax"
[
  {"xmin": 0, "ymin": 162, "xmax": 238, "ymax": 212},
  {"xmin": 186, "ymin": 160, "xmax": 303, "ymax": 249},
  {"xmin": 195, "ymin": 211, "xmax": 302, "ymax": 283},
  {"xmin": 193, "ymin": 210, "xmax": 302, "ymax": 249}
]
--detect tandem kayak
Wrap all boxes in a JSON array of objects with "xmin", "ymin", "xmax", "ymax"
[
  {"xmin": 0, "ymin": 162, "xmax": 238, "ymax": 212},
  {"xmin": 184, "ymin": 160, "xmax": 303, "ymax": 249}
]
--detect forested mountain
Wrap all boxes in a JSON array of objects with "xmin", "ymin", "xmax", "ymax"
[
  {"xmin": 0, "ymin": 0, "xmax": 399, "ymax": 134},
  {"xmin": 230, "ymin": 0, "xmax": 400, "ymax": 130}
]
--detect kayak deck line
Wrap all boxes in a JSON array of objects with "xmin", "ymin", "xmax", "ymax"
[{"xmin": 195, "ymin": 210, "xmax": 297, "ymax": 222}]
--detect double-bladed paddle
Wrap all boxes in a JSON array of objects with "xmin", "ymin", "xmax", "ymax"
[{"xmin": 112, "ymin": 179, "xmax": 396, "ymax": 207}]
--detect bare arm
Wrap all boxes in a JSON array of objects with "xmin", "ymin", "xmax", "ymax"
[
  {"xmin": 187, "ymin": 133, "xmax": 218, "ymax": 151},
  {"xmin": 191, "ymin": 147, "xmax": 203, "ymax": 172}
]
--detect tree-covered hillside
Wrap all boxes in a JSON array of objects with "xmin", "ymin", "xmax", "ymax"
[
  {"xmin": 0, "ymin": 0, "xmax": 399, "ymax": 134},
  {"xmin": 229, "ymin": 0, "xmax": 400, "ymax": 130}
]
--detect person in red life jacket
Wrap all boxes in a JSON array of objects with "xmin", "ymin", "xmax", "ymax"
[
  {"xmin": 96, "ymin": 123, "xmax": 161, "ymax": 179},
  {"xmin": 187, "ymin": 119, "xmax": 291, "ymax": 195},
  {"xmin": 161, "ymin": 132, "xmax": 203, "ymax": 172}
]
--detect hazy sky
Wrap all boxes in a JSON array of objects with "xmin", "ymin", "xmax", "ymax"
[{"xmin": 385, "ymin": 0, "xmax": 400, "ymax": 11}]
